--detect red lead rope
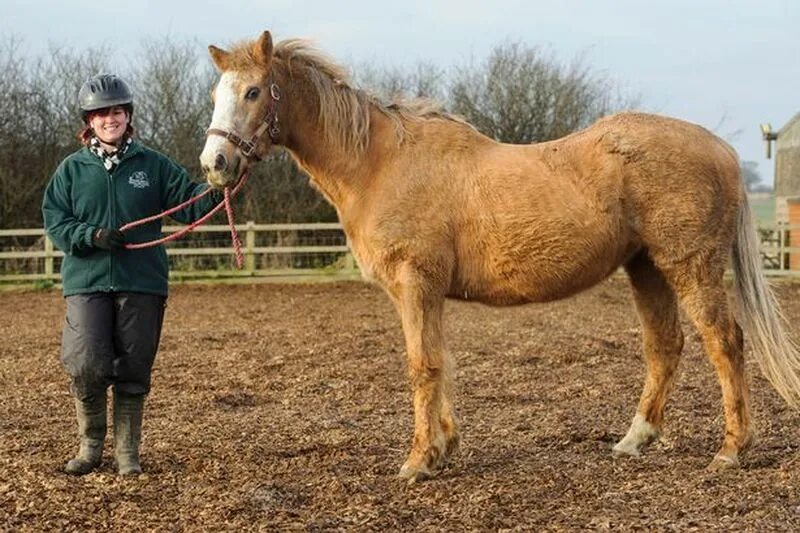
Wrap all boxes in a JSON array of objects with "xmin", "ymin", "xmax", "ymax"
[
  {"xmin": 119, "ymin": 173, "xmax": 249, "ymax": 268},
  {"xmin": 223, "ymin": 186, "xmax": 243, "ymax": 267}
]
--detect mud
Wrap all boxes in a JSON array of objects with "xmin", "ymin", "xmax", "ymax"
[{"xmin": 1, "ymin": 277, "xmax": 799, "ymax": 530}]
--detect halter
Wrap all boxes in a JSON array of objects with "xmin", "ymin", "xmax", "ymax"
[{"xmin": 206, "ymin": 81, "xmax": 281, "ymax": 161}]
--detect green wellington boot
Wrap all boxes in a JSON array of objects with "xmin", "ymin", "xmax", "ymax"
[
  {"xmin": 65, "ymin": 393, "xmax": 107, "ymax": 475},
  {"xmin": 113, "ymin": 392, "xmax": 145, "ymax": 475}
]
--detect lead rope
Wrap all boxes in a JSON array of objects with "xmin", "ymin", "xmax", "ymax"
[
  {"xmin": 119, "ymin": 173, "xmax": 249, "ymax": 268},
  {"xmin": 223, "ymin": 186, "xmax": 244, "ymax": 267}
]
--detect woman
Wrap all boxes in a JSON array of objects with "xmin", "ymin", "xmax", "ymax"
[{"xmin": 42, "ymin": 73, "xmax": 221, "ymax": 475}]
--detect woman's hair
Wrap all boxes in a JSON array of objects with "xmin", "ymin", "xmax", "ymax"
[{"xmin": 76, "ymin": 103, "xmax": 135, "ymax": 146}]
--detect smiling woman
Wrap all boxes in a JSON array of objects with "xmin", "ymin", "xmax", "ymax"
[{"xmin": 41, "ymin": 73, "xmax": 225, "ymax": 478}]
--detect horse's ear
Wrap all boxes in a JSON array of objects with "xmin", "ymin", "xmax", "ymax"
[
  {"xmin": 253, "ymin": 31, "xmax": 274, "ymax": 67},
  {"xmin": 208, "ymin": 45, "xmax": 230, "ymax": 71}
]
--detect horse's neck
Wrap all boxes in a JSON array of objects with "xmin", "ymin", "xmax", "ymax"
[
  {"xmin": 281, "ymin": 86, "xmax": 388, "ymax": 220},
  {"xmin": 285, "ymin": 130, "xmax": 362, "ymax": 214}
]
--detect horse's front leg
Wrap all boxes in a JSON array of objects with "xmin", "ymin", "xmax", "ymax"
[{"xmin": 389, "ymin": 266, "xmax": 459, "ymax": 484}]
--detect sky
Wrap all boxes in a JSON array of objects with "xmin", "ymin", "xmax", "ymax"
[{"xmin": 1, "ymin": 0, "xmax": 796, "ymax": 186}]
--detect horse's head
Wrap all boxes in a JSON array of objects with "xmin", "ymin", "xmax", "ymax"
[{"xmin": 201, "ymin": 31, "xmax": 281, "ymax": 188}]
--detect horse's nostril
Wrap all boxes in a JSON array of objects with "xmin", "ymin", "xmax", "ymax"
[
  {"xmin": 201, "ymin": 164, "xmax": 210, "ymax": 175},
  {"xmin": 214, "ymin": 153, "xmax": 227, "ymax": 171}
]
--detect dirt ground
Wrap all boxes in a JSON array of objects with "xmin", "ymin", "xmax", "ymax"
[{"xmin": 1, "ymin": 276, "xmax": 799, "ymax": 531}]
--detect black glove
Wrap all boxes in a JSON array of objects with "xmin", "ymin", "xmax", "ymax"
[{"xmin": 92, "ymin": 228, "xmax": 126, "ymax": 251}]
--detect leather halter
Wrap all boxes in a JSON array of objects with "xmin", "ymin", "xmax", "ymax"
[{"xmin": 206, "ymin": 82, "xmax": 281, "ymax": 161}]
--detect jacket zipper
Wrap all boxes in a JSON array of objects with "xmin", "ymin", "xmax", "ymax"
[{"xmin": 107, "ymin": 166, "xmax": 116, "ymax": 292}]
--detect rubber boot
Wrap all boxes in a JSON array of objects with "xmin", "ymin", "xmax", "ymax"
[
  {"xmin": 65, "ymin": 393, "xmax": 107, "ymax": 475},
  {"xmin": 113, "ymin": 391, "xmax": 145, "ymax": 475}
]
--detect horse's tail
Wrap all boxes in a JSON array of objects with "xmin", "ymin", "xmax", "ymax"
[{"xmin": 733, "ymin": 193, "xmax": 800, "ymax": 407}]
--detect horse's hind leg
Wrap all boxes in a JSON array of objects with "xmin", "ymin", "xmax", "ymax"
[
  {"xmin": 614, "ymin": 252, "xmax": 684, "ymax": 457},
  {"xmin": 667, "ymin": 261, "xmax": 753, "ymax": 469},
  {"xmin": 388, "ymin": 264, "xmax": 459, "ymax": 484}
]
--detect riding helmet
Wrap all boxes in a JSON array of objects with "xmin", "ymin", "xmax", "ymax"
[{"xmin": 78, "ymin": 74, "xmax": 134, "ymax": 121}]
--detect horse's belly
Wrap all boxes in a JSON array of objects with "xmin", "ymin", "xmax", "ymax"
[
  {"xmin": 449, "ymin": 229, "xmax": 634, "ymax": 305},
  {"xmin": 449, "ymin": 261, "xmax": 614, "ymax": 305}
]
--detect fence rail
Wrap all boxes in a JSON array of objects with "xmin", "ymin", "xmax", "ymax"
[
  {"xmin": 0, "ymin": 222, "xmax": 358, "ymax": 284},
  {"xmin": 2, "ymin": 221, "xmax": 800, "ymax": 285}
]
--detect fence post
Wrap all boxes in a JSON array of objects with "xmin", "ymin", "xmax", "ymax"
[
  {"xmin": 245, "ymin": 221, "xmax": 256, "ymax": 274},
  {"xmin": 343, "ymin": 236, "xmax": 356, "ymax": 273},
  {"xmin": 44, "ymin": 236, "xmax": 54, "ymax": 278},
  {"xmin": 780, "ymin": 222, "xmax": 787, "ymax": 272}
]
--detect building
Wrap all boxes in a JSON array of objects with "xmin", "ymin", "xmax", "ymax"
[
  {"xmin": 767, "ymin": 112, "xmax": 800, "ymax": 223},
  {"xmin": 763, "ymin": 112, "xmax": 800, "ymax": 270}
]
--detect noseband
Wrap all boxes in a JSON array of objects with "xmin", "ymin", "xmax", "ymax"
[{"xmin": 206, "ymin": 81, "xmax": 281, "ymax": 161}]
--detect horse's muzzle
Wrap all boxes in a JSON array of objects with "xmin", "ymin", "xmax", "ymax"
[{"xmin": 200, "ymin": 146, "xmax": 244, "ymax": 189}]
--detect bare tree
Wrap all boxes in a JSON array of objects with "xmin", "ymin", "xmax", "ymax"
[
  {"xmin": 355, "ymin": 60, "xmax": 446, "ymax": 102},
  {"xmin": 0, "ymin": 38, "xmax": 110, "ymax": 228},
  {"xmin": 131, "ymin": 38, "xmax": 217, "ymax": 178},
  {"xmin": 450, "ymin": 42, "xmax": 635, "ymax": 144},
  {"xmin": 741, "ymin": 160, "xmax": 770, "ymax": 193}
]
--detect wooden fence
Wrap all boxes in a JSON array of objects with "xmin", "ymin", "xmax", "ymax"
[
  {"xmin": 756, "ymin": 222, "xmax": 800, "ymax": 274},
  {"xmin": 2, "ymin": 221, "xmax": 800, "ymax": 285},
  {"xmin": 0, "ymin": 222, "xmax": 358, "ymax": 284}
]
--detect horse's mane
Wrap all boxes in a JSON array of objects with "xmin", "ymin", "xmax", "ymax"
[{"xmin": 226, "ymin": 37, "xmax": 471, "ymax": 155}]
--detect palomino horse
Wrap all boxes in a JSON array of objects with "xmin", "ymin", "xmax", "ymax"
[{"xmin": 200, "ymin": 31, "xmax": 800, "ymax": 483}]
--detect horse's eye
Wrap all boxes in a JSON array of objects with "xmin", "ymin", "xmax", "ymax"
[{"xmin": 245, "ymin": 87, "xmax": 260, "ymax": 100}]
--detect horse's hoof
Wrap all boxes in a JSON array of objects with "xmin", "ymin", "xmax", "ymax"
[
  {"xmin": 611, "ymin": 440, "xmax": 643, "ymax": 458},
  {"xmin": 398, "ymin": 463, "xmax": 432, "ymax": 485},
  {"xmin": 612, "ymin": 414, "xmax": 659, "ymax": 459},
  {"xmin": 708, "ymin": 453, "xmax": 739, "ymax": 471}
]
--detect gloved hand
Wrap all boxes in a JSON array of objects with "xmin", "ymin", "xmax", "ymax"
[{"xmin": 92, "ymin": 228, "xmax": 126, "ymax": 251}]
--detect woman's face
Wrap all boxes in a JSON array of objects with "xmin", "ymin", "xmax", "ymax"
[{"xmin": 89, "ymin": 106, "xmax": 130, "ymax": 145}]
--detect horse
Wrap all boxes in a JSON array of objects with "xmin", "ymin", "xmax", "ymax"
[{"xmin": 199, "ymin": 30, "xmax": 800, "ymax": 483}]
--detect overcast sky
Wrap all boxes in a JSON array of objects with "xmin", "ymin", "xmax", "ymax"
[{"xmin": 2, "ymin": 0, "xmax": 796, "ymax": 185}]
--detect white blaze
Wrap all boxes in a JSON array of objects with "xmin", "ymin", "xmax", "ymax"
[{"xmin": 201, "ymin": 72, "xmax": 240, "ymax": 166}]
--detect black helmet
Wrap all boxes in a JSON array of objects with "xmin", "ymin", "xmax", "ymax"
[{"xmin": 78, "ymin": 74, "xmax": 134, "ymax": 115}]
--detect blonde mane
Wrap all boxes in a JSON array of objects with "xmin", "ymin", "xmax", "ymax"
[{"xmin": 228, "ymin": 38, "xmax": 470, "ymax": 155}]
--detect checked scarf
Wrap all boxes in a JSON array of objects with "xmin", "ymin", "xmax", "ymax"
[{"xmin": 88, "ymin": 136, "xmax": 132, "ymax": 173}]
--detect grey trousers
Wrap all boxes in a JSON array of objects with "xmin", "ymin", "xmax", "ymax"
[{"xmin": 61, "ymin": 292, "xmax": 166, "ymax": 400}]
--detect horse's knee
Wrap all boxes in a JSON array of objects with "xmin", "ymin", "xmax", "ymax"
[{"xmin": 408, "ymin": 360, "xmax": 442, "ymax": 388}]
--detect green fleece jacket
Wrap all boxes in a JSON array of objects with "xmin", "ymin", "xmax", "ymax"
[{"xmin": 42, "ymin": 141, "xmax": 221, "ymax": 296}]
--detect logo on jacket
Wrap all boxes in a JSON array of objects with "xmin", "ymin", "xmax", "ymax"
[{"xmin": 128, "ymin": 171, "xmax": 150, "ymax": 189}]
